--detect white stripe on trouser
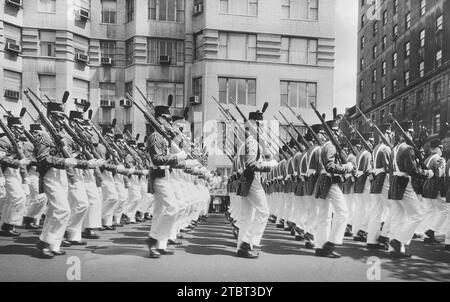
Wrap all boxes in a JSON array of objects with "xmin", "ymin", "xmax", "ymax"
[
  {"xmin": 388, "ymin": 182, "xmax": 423, "ymax": 245},
  {"xmin": 0, "ymin": 167, "xmax": 27, "ymax": 226},
  {"xmin": 352, "ymin": 181, "xmax": 371, "ymax": 234},
  {"xmin": 40, "ymin": 168, "xmax": 69, "ymax": 252},
  {"xmin": 25, "ymin": 168, "xmax": 48, "ymax": 219},
  {"xmin": 83, "ymin": 170, "xmax": 103, "ymax": 229},
  {"xmin": 315, "ymin": 184, "xmax": 349, "ymax": 248},
  {"xmin": 367, "ymin": 176, "xmax": 390, "ymax": 244},
  {"xmin": 417, "ymin": 197, "xmax": 448, "ymax": 234},
  {"xmin": 113, "ymin": 174, "xmax": 128, "ymax": 224},
  {"xmin": 237, "ymin": 178, "xmax": 269, "ymax": 249},
  {"xmin": 101, "ymin": 171, "xmax": 119, "ymax": 226},
  {"xmin": 150, "ymin": 174, "xmax": 178, "ymax": 249},
  {"xmin": 66, "ymin": 168, "xmax": 90, "ymax": 242},
  {"xmin": 304, "ymin": 195, "xmax": 319, "ymax": 235}
]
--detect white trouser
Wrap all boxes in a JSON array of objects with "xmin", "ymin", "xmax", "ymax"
[
  {"xmin": 304, "ymin": 195, "xmax": 319, "ymax": 235},
  {"xmin": 237, "ymin": 176, "xmax": 269, "ymax": 249},
  {"xmin": 352, "ymin": 181, "xmax": 371, "ymax": 234},
  {"xmin": 345, "ymin": 193, "xmax": 355, "ymax": 226},
  {"xmin": 388, "ymin": 182, "xmax": 424, "ymax": 245},
  {"xmin": 101, "ymin": 171, "xmax": 119, "ymax": 226},
  {"xmin": 83, "ymin": 170, "xmax": 103, "ymax": 230},
  {"xmin": 367, "ymin": 176, "xmax": 390, "ymax": 244},
  {"xmin": 315, "ymin": 184, "xmax": 349, "ymax": 248},
  {"xmin": 417, "ymin": 197, "xmax": 448, "ymax": 234},
  {"xmin": 125, "ymin": 175, "xmax": 142, "ymax": 222},
  {"xmin": 0, "ymin": 168, "xmax": 27, "ymax": 227},
  {"xmin": 113, "ymin": 174, "xmax": 128, "ymax": 224},
  {"xmin": 293, "ymin": 195, "xmax": 307, "ymax": 230},
  {"xmin": 66, "ymin": 169, "xmax": 90, "ymax": 241},
  {"xmin": 40, "ymin": 168, "xmax": 70, "ymax": 252},
  {"xmin": 25, "ymin": 168, "xmax": 48, "ymax": 220},
  {"xmin": 444, "ymin": 207, "xmax": 450, "ymax": 244},
  {"xmin": 149, "ymin": 173, "xmax": 178, "ymax": 249}
]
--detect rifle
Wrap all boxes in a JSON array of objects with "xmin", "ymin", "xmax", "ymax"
[
  {"xmin": 309, "ymin": 102, "xmax": 347, "ymax": 163},
  {"xmin": 342, "ymin": 116, "xmax": 373, "ymax": 153},
  {"xmin": 356, "ymin": 106, "xmax": 393, "ymax": 149},
  {"xmin": 283, "ymin": 101, "xmax": 323, "ymax": 146},
  {"xmin": 278, "ymin": 111, "xmax": 312, "ymax": 149},
  {"xmin": 274, "ymin": 116, "xmax": 304, "ymax": 152},
  {"xmin": 389, "ymin": 113, "xmax": 428, "ymax": 170},
  {"xmin": 0, "ymin": 105, "xmax": 35, "ymax": 144},
  {"xmin": 260, "ymin": 123, "xmax": 294, "ymax": 157}
]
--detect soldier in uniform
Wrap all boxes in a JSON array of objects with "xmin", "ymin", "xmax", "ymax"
[
  {"xmin": 146, "ymin": 103, "xmax": 188, "ymax": 258},
  {"xmin": 0, "ymin": 117, "xmax": 31, "ymax": 237},
  {"xmin": 387, "ymin": 121, "xmax": 428, "ymax": 258},
  {"xmin": 236, "ymin": 107, "xmax": 275, "ymax": 258},
  {"xmin": 314, "ymin": 120, "xmax": 353, "ymax": 258},
  {"xmin": 367, "ymin": 123, "xmax": 393, "ymax": 250},
  {"xmin": 34, "ymin": 102, "xmax": 87, "ymax": 258},
  {"xmin": 418, "ymin": 138, "xmax": 447, "ymax": 244},
  {"xmin": 342, "ymin": 140, "xmax": 357, "ymax": 237}
]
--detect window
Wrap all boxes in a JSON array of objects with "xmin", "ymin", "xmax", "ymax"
[
  {"xmin": 372, "ymin": 92, "xmax": 377, "ymax": 104},
  {"xmin": 419, "ymin": 61, "xmax": 425, "ymax": 77},
  {"xmin": 392, "ymin": 52, "xmax": 398, "ymax": 68},
  {"xmin": 280, "ymin": 81, "xmax": 317, "ymax": 109},
  {"xmin": 126, "ymin": 39, "xmax": 134, "ymax": 65},
  {"xmin": 433, "ymin": 81, "xmax": 442, "ymax": 102},
  {"xmin": 193, "ymin": 32, "xmax": 204, "ymax": 61},
  {"xmin": 382, "ymin": 35, "xmax": 387, "ymax": 50},
  {"xmin": 402, "ymin": 98, "xmax": 408, "ymax": 113},
  {"xmin": 126, "ymin": 0, "xmax": 134, "ymax": 23},
  {"xmin": 360, "ymin": 80, "xmax": 364, "ymax": 92},
  {"xmin": 404, "ymin": 71, "xmax": 410, "ymax": 86},
  {"xmin": 373, "ymin": 21, "xmax": 378, "ymax": 36},
  {"xmin": 405, "ymin": 12, "xmax": 411, "ymax": 30},
  {"xmin": 193, "ymin": 77, "xmax": 202, "ymax": 103},
  {"xmin": 382, "ymin": 10, "xmax": 387, "ymax": 25},
  {"xmin": 436, "ymin": 49, "xmax": 442, "ymax": 67},
  {"xmin": 39, "ymin": 0, "xmax": 56, "ymax": 13},
  {"xmin": 392, "ymin": 79, "xmax": 397, "ymax": 93},
  {"xmin": 217, "ymin": 32, "xmax": 257, "ymax": 62},
  {"xmin": 220, "ymin": 0, "xmax": 258, "ymax": 16},
  {"xmin": 3, "ymin": 70, "xmax": 22, "ymax": 101},
  {"xmin": 392, "ymin": 24, "xmax": 398, "ymax": 39},
  {"xmin": 372, "ymin": 45, "xmax": 377, "ymax": 58},
  {"xmin": 125, "ymin": 82, "xmax": 133, "ymax": 99},
  {"xmin": 379, "ymin": 109, "xmax": 385, "ymax": 123},
  {"xmin": 405, "ymin": 41, "xmax": 410, "ymax": 57},
  {"xmin": 416, "ymin": 90, "xmax": 424, "ymax": 108},
  {"xmin": 281, "ymin": 0, "xmax": 318, "ymax": 21},
  {"xmin": 433, "ymin": 113, "xmax": 441, "ymax": 134},
  {"xmin": 4, "ymin": 23, "xmax": 21, "ymax": 50},
  {"xmin": 360, "ymin": 58, "xmax": 365, "ymax": 70},
  {"xmin": 393, "ymin": 0, "xmax": 398, "ymax": 14},
  {"xmin": 361, "ymin": 36, "xmax": 365, "ymax": 50},
  {"xmin": 101, "ymin": 41, "xmax": 116, "ymax": 64},
  {"xmin": 73, "ymin": 34, "xmax": 89, "ymax": 56},
  {"xmin": 101, "ymin": 0, "xmax": 117, "ymax": 24},
  {"xmin": 361, "ymin": 14, "xmax": 366, "ymax": 28},
  {"xmin": 147, "ymin": 82, "xmax": 184, "ymax": 108},
  {"xmin": 218, "ymin": 77, "xmax": 256, "ymax": 106},
  {"xmin": 382, "ymin": 61, "xmax": 386, "ymax": 76},
  {"xmin": 372, "ymin": 69, "xmax": 377, "ymax": 83},
  {"xmin": 381, "ymin": 86, "xmax": 386, "ymax": 100},
  {"xmin": 436, "ymin": 15, "xmax": 443, "ymax": 31},
  {"xmin": 390, "ymin": 104, "xmax": 396, "ymax": 115},
  {"xmin": 419, "ymin": 29, "xmax": 425, "ymax": 48},
  {"xmin": 148, "ymin": 0, "xmax": 185, "ymax": 22},
  {"xmin": 73, "ymin": 78, "xmax": 90, "ymax": 103},
  {"xmin": 39, "ymin": 30, "xmax": 56, "ymax": 57},
  {"xmin": 420, "ymin": 0, "xmax": 426, "ymax": 16},
  {"xmin": 147, "ymin": 38, "xmax": 184, "ymax": 65},
  {"xmin": 38, "ymin": 75, "xmax": 56, "ymax": 101}
]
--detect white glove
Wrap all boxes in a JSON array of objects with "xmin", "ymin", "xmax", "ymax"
[
  {"xmin": 117, "ymin": 164, "xmax": 126, "ymax": 173},
  {"xmin": 0, "ymin": 176, "xmax": 6, "ymax": 187},
  {"xmin": 343, "ymin": 162, "xmax": 354, "ymax": 173},
  {"xmin": 142, "ymin": 169, "xmax": 149, "ymax": 176},
  {"xmin": 0, "ymin": 151, "xmax": 6, "ymax": 160},
  {"xmin": 96, "ymin": 159, "xmax": 106, "ymax": 167},
  {"xmin": 176, "ymin": 151, "xmax": 187, "ymax": 161},
  {"xmin": 88, "ymin": 159, "xmax": 99, "ymax": 168},
  {"xmin": 128, "ymin": 167, "xmax": 136, "ymax": 174},
  {"xmin": 64, "ymin": 158, "xmax": 78, "ymax": 168},
  {"xmin": 18, "ymin": 158, "xmax": 31, "ymax": 168},
  {"xmin": 425, "ymin": 170, "xmax": 434, "ymax": 179}
]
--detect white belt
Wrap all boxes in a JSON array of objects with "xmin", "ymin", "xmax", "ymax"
[
  {"xmin": 344, "ymin": 173, "xmax": 353, "ymax": 178},
  {"xmin": 155, "ymin": 166, "xmax": 170, "ymax": 170},
  {"xmin": 354, "ymin": 171, "xmax": 364, "ymax": 178},
  {"xmin": 393, "ymin": 172, "xmax": 409, "ymax": 177},
  {"xmin": 307, "ymin": 169, "xmax": 316, "ymax": 177},
  {"xmin": 372, "ymin": 168, "xmax": 386, "ymax": 175}
]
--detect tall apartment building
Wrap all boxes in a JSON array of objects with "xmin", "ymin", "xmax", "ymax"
[
  {"xmin": 0, "ymin": 0, "xmax": 336, "ymax": 171},
  {"xmin": 353, "ymin": 0, "xmax": 450, "ymax": 143}
]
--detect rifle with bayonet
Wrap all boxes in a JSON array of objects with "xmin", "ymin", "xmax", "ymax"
[
  {"xmin": 283, "ymin": 101, "xmax": 323, "ymax": 146},
  {"xmin": 342, "ymin": 116, "xmax": 373, "ymax": 153},
  {"xmin": 356, "ymin": 106, "xmax": 393, "ymax": 149}
]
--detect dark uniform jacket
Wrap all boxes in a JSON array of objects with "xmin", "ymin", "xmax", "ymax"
[
  {"xmin": 293, "ymin": 150, "xmax": 308, "ymax": 196},
  {"xmin": 388, "ymin": 142, "xmax": 426, "ymax": 200},
  {"xmin": 305, "ymin": 145, "xmax": 322, "ymax": 196},
  {"xmin": 445, "ymin": 158, "xmax": 450, "ymax": 203},
  {"xmin": 315, "ymin": 141, "xmax": 351, "ymax": 199},
  {"xmin": 370, "ymin": 143, "xmax": 390, "ymax": 194},
  {"xmin": 342, "ymin": 152, "xmax": 356, "ymax": 194},
  {"xmin": 0, "ymin": 136, "xmax": 21, "ymax": 171}
]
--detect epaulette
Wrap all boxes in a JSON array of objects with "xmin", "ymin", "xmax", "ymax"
[{"xmin": 35, "ymin": 130, "xmax": 55, "ymax": 147}]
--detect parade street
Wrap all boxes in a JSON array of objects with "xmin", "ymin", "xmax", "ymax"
[{"xmin": 0, "ymin": 214, "xmax": 448, "ymax": 282}]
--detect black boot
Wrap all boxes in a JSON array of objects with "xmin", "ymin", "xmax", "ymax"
[
  {"xmin": 0, "ymin": 223, "xmax": 20, "ymax": 237},
  {"xmin": 146, "ymin": 237, "xmax": 161, "ymax": 258},
  {"xmin": 315, "ymin": 242, "xmax": 341, "ymax": 258},
  {"xmin": 344, "ymin": 224, "xmax": 353, "ymax": 237},
  {"xmin": 424, "ymin": 230, "xmax": 439, "ymax": 244},
  {"xmin": 237, "ymin": 242, "xmax": 259, "ymax": 259},
  {"xmin": 23, "ymin": 217, "xmax": 41, "ymax": 230},
  {"xmin": 353, "ymin": 230, "xmax": 367, "ymax": 242},
  {"xmin": 144, "ymin": 213, "xmax": 152, "ymax": 221},
  {"xmin": 83, "ymin": 228, "xmax": 100, "ymax": 239},
  {"xmin": 36, "ymin": 240, "xmax": 54, "ymax": 259},
  {"xmin": 389, "ymin": 239, "xmax": 411, "ymax": 258}
]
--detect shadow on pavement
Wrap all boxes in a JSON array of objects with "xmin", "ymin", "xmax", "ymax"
[{"xmin": 0, "ymin": 244, "xmax": 41, "ymax": 259}]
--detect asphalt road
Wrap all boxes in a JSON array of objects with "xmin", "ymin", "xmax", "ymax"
[{"xmin": 0, "ymin": 214, "xmax": 448, "ymax": 282}]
